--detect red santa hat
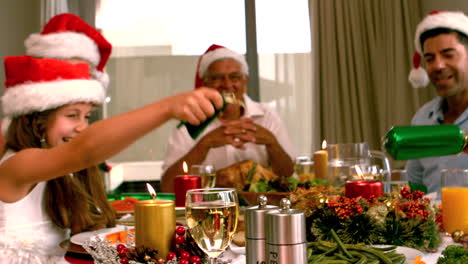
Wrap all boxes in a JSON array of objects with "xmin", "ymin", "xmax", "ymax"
[
  {"xmin": 194, "ymin": 44, "xmax": 249, "ymax": 88},
  {"xmin": 24, "ymin": 13, "xmax": 112, "ymax": 88},
  {"xmin": 409, "ymin": 10, "xmax": 468, "ymax": 88},
  {"xmin": 2, "ymin": 56, "xmax": 104, "ymax": 119}
]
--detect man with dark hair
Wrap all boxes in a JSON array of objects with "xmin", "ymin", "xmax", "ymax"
[{"xmin": 406, "ymin": 11, "xmax": 468, "ymax": 196}]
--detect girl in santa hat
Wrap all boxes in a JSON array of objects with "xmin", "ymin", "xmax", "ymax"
[{"xmin": 0, "ymin": 56, "xmax": 222, "ymax": 263}]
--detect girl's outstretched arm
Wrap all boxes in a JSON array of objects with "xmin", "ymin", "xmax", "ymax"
[{"xmin": 0, "ymin": 88, "xmax": 222, "ymax": 202}]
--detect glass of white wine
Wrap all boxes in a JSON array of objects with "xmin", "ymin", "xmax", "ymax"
[
  {"xmin": 185, "ymin": 188, "xmax": 239, "ymax": 264},
  {"xmin": 190, "ymin": 164, "xmax": 216, "ymax": 188}
]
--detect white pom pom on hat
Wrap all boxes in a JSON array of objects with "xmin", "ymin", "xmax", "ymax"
[
  {"xmin": 409, "ymin": 52, "xmax": 430, "ymax": 88},
  {"xmin": 409, "ymin": 10, "xmax": 468, "ymax": 88}
]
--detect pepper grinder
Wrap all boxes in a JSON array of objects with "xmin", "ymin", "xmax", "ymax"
[
  {"xmin": 245, "ymin": 195, "xmax": 278, "ymax": 264},
  {"xmin": 265, "ymin": 198, "xmax": 307, "ymax": 264}
]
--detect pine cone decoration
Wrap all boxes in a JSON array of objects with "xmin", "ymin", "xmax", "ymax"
[
  {"xmin": 181, "ymin": 231, "xmax": 207, "ymax": 258},
  {"xmin": 126, "ymin": 245, "xmax": 159, "ymax": 263}
]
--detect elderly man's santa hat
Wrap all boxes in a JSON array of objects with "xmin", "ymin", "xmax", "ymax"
[
  {"xmin": 1, "ymin": 56, "xmax": 104, "ymax": 135},
  {"xmin": 24, "ymin": 13, "xmax": 112, "ymax": 88},
  {"xmin": 409, "ymin": 11, "xmax": 468, "ymax": 88},
  {"xmin": 194, "ymin": 44, "xmax": 249, "ymax": 88}
]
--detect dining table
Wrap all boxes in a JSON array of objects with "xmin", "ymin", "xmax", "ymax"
[{"xmin": 63, "ymin": 224, "xmax": 459, "ymax": 264}]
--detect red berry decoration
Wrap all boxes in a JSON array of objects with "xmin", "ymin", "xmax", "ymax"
[
  {"xmin": 120, "ymin": 257, "xmax": 129, "ymax": 264},
  {"xmin": 176, "ymin": 226, "xmax": 186, "ymax": 236},
  {"xmin": 166, "ymin": 252, "xmax": 177, "ymax": 260},
  {"xmin": 180, "ymin": 251, "xmax": 191, "ymax": 260},
  {"xmin": 116, "ymin": 244, "xmax": 126, "ymax": 251},
  {"xmin": 175, "ymin": 235, "xmax": 186, "ymax": 244},
  {"xmin": 190, "ymin": 256, "xmax": 201, "ymax": 264},
  {"xmin": 179, "ymin": 259, "xmax": 189, "ymax": 264},
  {"xmin": 118, "ymin": 247, "xmax": 129, "ymax": 257}
]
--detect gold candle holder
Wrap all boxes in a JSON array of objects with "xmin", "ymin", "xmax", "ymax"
[{"xmin": 134, "ymin": 199, "xmax": 175, "ymax": 258}]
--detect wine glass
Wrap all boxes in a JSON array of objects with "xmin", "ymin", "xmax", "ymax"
[
  {"xmin": 190, "ymin": 164, "xmax": 216, "ymax": 188},
  {"xmin": 185, "ymin": 188, "xmax": 239, "ymax": 264}
]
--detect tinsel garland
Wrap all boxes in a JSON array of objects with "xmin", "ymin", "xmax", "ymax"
[
  {"xmin": 82, "ymin": 235, "xmax": 233, "ymax": 264},
  {"xmin": 291, "ymin": 185, "xmax": 442, "ymax": 251}
]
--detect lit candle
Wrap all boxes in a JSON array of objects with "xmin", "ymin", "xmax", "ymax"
[
  {"xmin": 134, "ymin": 183, "xmax": 175, "ymax": 258},
  {"xmin": 313, "ymin": 140, "xmax": 328, "ymax": 179},
  {"xmin": 174, "ymin": 161, "xmax": 201, "ymax": 207},
  {"xmin": 345, "ymin": 180, "xmax": 383, "ymax": 199}
]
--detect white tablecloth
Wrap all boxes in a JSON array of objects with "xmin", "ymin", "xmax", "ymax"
[{"xmin": 420, "ymin": 235, "xmax": 454, "ymax": 263}]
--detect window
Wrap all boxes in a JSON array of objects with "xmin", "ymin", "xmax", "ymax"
[{"xmin": 96, "ymin": 0, "xmax": 313, "ymax": 162}]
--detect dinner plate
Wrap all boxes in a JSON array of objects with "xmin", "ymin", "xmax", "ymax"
[
  {"xmin": 373, "ymin": 245, "xmax": 424, "ymax": 264},
  {"xmin": 229, "ymin": 242, "xmax": 246, "ymax": 255},
  {"xmin": 395, "ymin": 246, "xmax": 424, "ymax": 264},
  {"xmin": 70, "ymin": 226, "xmax": 126, "ymax": 246}
]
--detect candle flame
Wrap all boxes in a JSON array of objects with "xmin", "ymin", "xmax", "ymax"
[
  {"xmin": 146, "ymin": 183, "xmax": 157, "ymax": 199},
  {"xmin": 322, "ymin": 140, "xmax": 327, "ymax": 150},
  {"xmin": 182, "ymin": 161, "xmax": 188, "ymax": 174}
]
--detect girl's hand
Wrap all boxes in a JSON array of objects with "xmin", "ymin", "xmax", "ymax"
[{"xmin": 169, "ymin": 88, "xmax": 223, "ymax": 125}]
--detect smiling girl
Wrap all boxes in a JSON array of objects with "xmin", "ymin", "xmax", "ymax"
[{"xmin": 0, "ymin": 56, "xmax": 222, "ymax": 263}]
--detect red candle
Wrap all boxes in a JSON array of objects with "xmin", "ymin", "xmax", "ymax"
[
  {"xmin": 174, "ymin": 161, "xmax": 201, "ymax": 207},
  {"xmin": 345, "ymin": 180, "xmax": 383, "ymax": 199},
  {"xmin": 174, "ymin": 175, "xmax": 201, "ymax": 207}
]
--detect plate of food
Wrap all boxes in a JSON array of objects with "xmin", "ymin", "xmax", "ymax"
[
  {"xmin": 109, "ymin": 197, "xmax": 139, "ymax": 215},
  {"xmin": 395, "ymin": 246, "xmax": 425, "ymax": 264},
  {"xmin": 70, "ymin": 226, "xmax": 133, "ymax": 246},
  {"xmin": 216, "ymin": 160, "xmax": 295, "ymax": 206},
  {"xmin": 372, "ymin": 245, "xmax": 424, "ymax": 264}
]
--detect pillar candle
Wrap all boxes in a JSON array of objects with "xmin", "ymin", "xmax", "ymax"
[
  {"xmin": 345, "ymin": 180, "xmax": 383, "ymax": 199},
  {"xmin": 174, "ymin": 175, "xmax": 201, "ymax": 207},
  {"xmin": 314, "ymin": 150, "xmax": 328, "ymax": 179},
  {"xmin": 134, "ymin": 199, "xmax": 175, "ymax": 258}
]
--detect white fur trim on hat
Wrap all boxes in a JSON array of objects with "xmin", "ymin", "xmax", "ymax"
[
  {"xmin": 92, "ymin": 69, "xmax": 110, "ymax": 89},
  {"xmin": 414, "ymin": 11, "xmax": 468, "ymax": 54},
  {"xmin": 1, "ymin": 79, "xmax": 104, "ymax": 117},
  {"xmin": 25, "ymin": 32, "xmax": 100, "ymax": 67},
  {"xmin": 198, "ymin": 48, "xmax": 249, "ymax": 78}
]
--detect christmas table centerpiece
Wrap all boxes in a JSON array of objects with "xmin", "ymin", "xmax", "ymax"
[{"xmin": 290, "ymin": 185, "xmax": 442, "ymax": 251}]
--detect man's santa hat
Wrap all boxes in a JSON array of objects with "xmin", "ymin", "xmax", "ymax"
[
  {"xmin": 194, "ymin": 44, "xmax": 249, "ymax": 88},
  {"xmin": 24, "ymin": 13, "xmax": 111, "ymax": 88},
  {"xmin": 1, "ymin": 56, "xmax": 104, "ymax": 135},
  {"xmin": 409, "ymin": 11, "xmax": 468, "ymax": 88}
]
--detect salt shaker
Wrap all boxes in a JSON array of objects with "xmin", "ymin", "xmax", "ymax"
[
  {"xmin": 245, "ymin": 195, "xmax": 278, "ymax": 264},
  {"xmin": 265, "ymin": 198, "xmax": 307, "ymax": 264}
]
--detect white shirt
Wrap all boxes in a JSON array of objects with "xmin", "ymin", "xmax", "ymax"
[
  {"xmin": 0, "ymin": 151, "xmax": 69, "ymax": 264},
  {"xmin": 162, "ymin": 95, "xmax": 296, "ymax": 173}
]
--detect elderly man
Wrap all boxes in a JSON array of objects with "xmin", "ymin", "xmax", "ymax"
[
  {"xmin": 161, "ymin": 44, "xmax": 295, "ymax": 192},
  {"xmin": 406, "ymin": 11, "xmax": 468, "ymax": 195}
]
